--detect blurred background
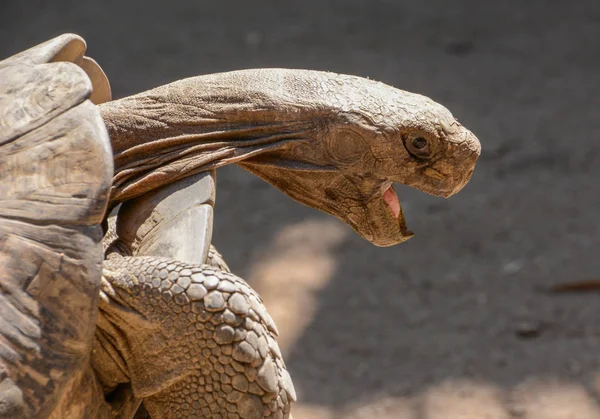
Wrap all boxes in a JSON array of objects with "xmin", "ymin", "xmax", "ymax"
[{"xmin": 3, "ymin": 1, "xmax": 600, "ymax": 417}]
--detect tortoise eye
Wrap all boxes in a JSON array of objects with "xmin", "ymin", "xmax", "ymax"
[
  {"xmin": 412, "ymin": 137, "xmax": 427, "ymax": 149},
  {"xmin": 404, "ymin": 135, "xmax": 435, "ymax": 159}
]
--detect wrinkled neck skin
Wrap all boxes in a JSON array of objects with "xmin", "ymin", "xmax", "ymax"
[{"xmin": 101, "ymin": 69, "xmax": 346, "ymax": 204}]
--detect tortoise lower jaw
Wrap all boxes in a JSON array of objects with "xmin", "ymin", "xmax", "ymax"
[
  {"xmin": 348, "ymin": 188, "xmax": 414, "ymax": 247},
  {"xmin": 397, "ymin": 207, "xmax": 414, "ymax": 239},
  {"xmin": 369, "ymin": 228, "xmax": 414, "ymax": 247}
]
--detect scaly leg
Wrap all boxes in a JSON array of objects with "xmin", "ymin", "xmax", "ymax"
[
  {"xmin": 95, "ymin": 171, "xmax": 294, "ymax": 418},
  {"xmin": 96, "ymin": 255, "xmax": 295, "ymax": 419}
]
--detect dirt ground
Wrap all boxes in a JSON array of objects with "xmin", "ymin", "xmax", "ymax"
[{"xmin": 3, "ymin": 1, "xmax": 600, "ymax": 418}]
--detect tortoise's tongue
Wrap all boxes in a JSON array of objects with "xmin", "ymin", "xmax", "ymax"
[
  {"xmin": 383, "ymin": 185, "xmax": 401, "ymax": 218},
  {"xmin": 383, "ymin": 185, "xmax": 414, "ymax": 238}
]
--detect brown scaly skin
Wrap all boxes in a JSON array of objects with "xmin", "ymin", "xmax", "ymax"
[
  {"xmin": 98, "ymin": 255, "xmax": 294, "ymax": 419},
  {"xmin": 101, "ymin": 69, "xmax": 480, "ymax": 247}
]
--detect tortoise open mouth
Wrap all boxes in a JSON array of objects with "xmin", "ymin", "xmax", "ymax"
[{"xmin": 382, "ymin": 184, "xmax": 414, "ymax": 238}]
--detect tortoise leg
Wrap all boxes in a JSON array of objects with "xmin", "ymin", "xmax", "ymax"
[
  {"xmin": 94, "ymin": 173, "xmax": 295, "ymax": 418},
  {"xmin": 97, "ymin": 256, "xmax": 295, "ymax": 419}
]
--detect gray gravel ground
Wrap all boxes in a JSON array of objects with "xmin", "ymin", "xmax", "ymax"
[{"xmin": 3, "ymin": 1, "xmax": 600, "ymax": 417}]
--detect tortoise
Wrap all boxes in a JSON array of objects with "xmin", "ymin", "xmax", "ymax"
[{"xmin": 0, "ymin": 34, "xmax": 480, "ymax": 418}]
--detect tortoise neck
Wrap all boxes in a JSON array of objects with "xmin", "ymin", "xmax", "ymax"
[{"xmin": 99, "ymin": 72, "xmax": 324, "ymax": 204}]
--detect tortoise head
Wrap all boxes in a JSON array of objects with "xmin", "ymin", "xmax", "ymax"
[{"xmin": 238, "ymin": 73, "xmax": 480, "ymax": 246}]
